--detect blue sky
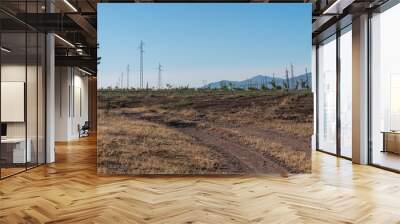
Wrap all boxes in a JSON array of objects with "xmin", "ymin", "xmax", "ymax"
[{"xmin": 98, "ymin": 3, "xmax": 311, "ymax": 88}]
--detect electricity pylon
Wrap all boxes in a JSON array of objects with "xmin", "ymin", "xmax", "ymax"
[
  {"xmin": 285, "ymin": 67, "xmax": 290, "ymax": 90},
  {"xmin": 202, "ymin": 80, "xmax": 208, "ymax": 88},
  {"xmin": 305, "ymin": 67, "xmax": 309, "ymax": 87},
  {"xmin": 158, "ymin": 63, "xmax": 163, "ymax": 89},
  {"xmin": 126, "ymin": 64, "xmax": 130, "ymax": 89},
  {"xmin": 290, "ymin": 63, "xmax": 295, "ymax": 89},
  {"xmin": 138, "ymin": 41, "xmax": 145, "ymax": 89},
  {"xmin": 120, "ymin": 72, "xmax": 124, "ymax": 89}
]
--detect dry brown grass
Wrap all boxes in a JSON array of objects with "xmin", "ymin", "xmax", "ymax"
[
  {"xmin": 97, "ymin": 110, "xmax": 222, "ymax": 174},
  {"xmin": 260, "ymin": 120, "xmax": 313, "ymax": 138},
  {"xmin": 209, "ymin": 127, "xmax": 311, "ymax": 173},
  {"xmin": 97, "ymin": 90, "xmax": 313, "ymax": 174},
  {"xmin": 241, "ymin": 136, "xmax": 310, "ymax": 173}
]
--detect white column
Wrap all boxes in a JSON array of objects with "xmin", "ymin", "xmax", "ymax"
[
  {"xmin": 46, "ymin": 32, "xmax": 55, "ymax": 163},
  {"xmin": 352, "ymin": 14, "xmax": 369, "ymax": 164}
]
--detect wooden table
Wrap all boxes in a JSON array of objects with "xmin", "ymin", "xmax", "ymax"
[{"xmin": 382, "ymin": 131, "xmax": 400, "ymax": 154}]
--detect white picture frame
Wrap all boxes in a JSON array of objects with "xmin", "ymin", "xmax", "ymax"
[{"xmin": 1, "ymin": 81, "xmax": 25, "ymax": 122}]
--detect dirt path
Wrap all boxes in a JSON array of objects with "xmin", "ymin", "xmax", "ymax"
[
  {"xmin": 181, "ymin": 127, "xmax": 288, "ymax": 174},
  {"xmin": 100, "ymin": 90, "xmax": 313, "ymax": 174},
  {"xmin": 121, "ymin": 110, "xmax": 288, "ymax": 174}
]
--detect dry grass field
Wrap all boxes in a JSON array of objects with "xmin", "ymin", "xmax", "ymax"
[{"xmin": 97, "ymin": 89, "xmax": 313, "ymax": 175}]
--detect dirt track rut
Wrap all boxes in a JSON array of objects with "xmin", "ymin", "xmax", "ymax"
[{"xmin": 181, "ymin": 127, "xmax": 288, "ymax": 174}]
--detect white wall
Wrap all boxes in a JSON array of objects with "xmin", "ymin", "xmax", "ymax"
[
  {"xmin": 1, "ymin": 82, "xmax": 25, "ymax": 122},
  {"xmin": 55, "ymin": 67, "xmax": 89, "ymax": 141},
  {"xmin": 72, "ymin": 73, "xmax": 89, "ymax": 138},
  {"xmin": 55, "ymin": 66, "xmax": 70, "ymax": 141},
  {"xmin": 1, "ymin": 65, "xmax": 26, "ymax": 137}
]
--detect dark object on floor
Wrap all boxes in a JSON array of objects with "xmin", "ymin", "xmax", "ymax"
[
  {"xmin": 79, "ymin": 121, "xmax": 90, "ymax": 138},
  {"xmin": 1, "ymin": 123, "xmax": 7, "ymax": 137}
]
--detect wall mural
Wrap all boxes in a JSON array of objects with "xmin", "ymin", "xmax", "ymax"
[{"xmin": 97, "ymin": 3, "xmax": 313, "ymax": 175}]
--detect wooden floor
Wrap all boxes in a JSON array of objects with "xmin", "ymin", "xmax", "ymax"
[
  {"xmin": 372, "ymin": 150, "xmax": 400, "ymax": 171},
  {"xmin": 1, "ymin": 135, "xmax": 400, "ymax": 223},
  {"xmin": 1, "ymin": 167, "xmax": 26, "ymax": 178}
]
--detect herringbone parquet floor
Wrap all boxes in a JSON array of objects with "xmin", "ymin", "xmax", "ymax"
[{"xmin": 1, "ymin": 135, "xmax": 400, "ymax": 223}]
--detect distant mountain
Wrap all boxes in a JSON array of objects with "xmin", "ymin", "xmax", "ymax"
[{"xmin": 204, "ymin": 73, "xmax": 311, "ymax": 90}]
